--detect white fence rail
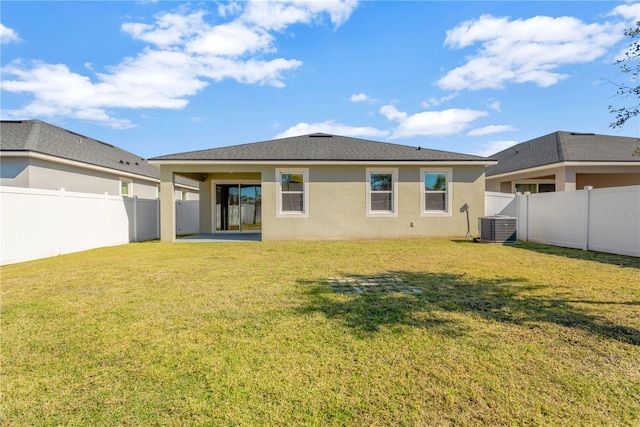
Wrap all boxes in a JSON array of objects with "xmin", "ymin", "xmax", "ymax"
[
  {"xmin": 485, "ymin": 186, "xmax": 640, "ymax": 257},
  {"xmin": 1, "ymin": 187, "xmax": 199, "ymax": 265}
]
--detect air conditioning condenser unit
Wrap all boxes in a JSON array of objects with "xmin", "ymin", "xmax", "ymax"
[{"xmin": 478, "ymin": 216, "xmax": 517, "ymax": 243}]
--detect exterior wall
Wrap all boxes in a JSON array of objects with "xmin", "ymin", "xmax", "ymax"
[
  {"xmin": 0, "ymin": 157, "xmax": 29, "ymax": 187},
  {"xmin": 576, "ymin": 172, "xmax": 640, "ymax": 189},
  {"xmin": 265, "ymin": 164, "xmax": 485, "ymax": 241},
  {"xmin": 28, "ymin": 157, "xmax": 120, "ymax": 194},
  {"xmin": 486, "ymin": 164, "xmax": 640, "ymax": 193},
  {"xmin": 158, "ymin": 163, "xmax": 486, "ymax": 241},
  {"xmin": 486, "ymin": 166, "xmax": 564, "ymax": 193},
  {"xmin": 1, "ymin": 155, "xmax": 198, "ymax": 199}
]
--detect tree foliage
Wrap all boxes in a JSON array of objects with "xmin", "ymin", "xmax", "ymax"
[{"xmin": 609, "ymin": 21, "xmax": 640, "ymax": 155}]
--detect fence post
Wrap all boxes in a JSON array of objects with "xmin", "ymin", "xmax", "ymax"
[
  {"xmin": 176, "ymin": 200, "xmax": 181, "ymax": 235},
  {"xmin": 103, "ymin": 192, "xmax": 109, "ymax": 247},
  {"xmin": 133, "ymin": 195, "xmax": 138, "ymax": 243},
  {"xmin": 584, "ymin": 186, "xmax": 593, "ymax": 251},
  {"xmin": 521, "ymin": 192, "xmax": 530, "ymax": 242},
  {"xmin": 58, "ymin": 188, "xmax": 65, "ymax": 256}
]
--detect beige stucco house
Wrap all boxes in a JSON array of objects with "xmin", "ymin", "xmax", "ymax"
[
  {"xmin": 486, "ymin": 131, "xmax": 640, "ymax": 193},
  {"xmin": 1, "ymin": 120, "xmax": 199, "ymax": 199},
  {"xmin": 149, "ymin": 133, "xmax": 495, "ymax": 242}
]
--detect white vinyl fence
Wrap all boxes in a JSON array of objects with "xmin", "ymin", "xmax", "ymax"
[
  {"xmin": 1, "ymin": 187, "xmax": 199, "ymax": 265},
  {"xmin": 485, "ymin": 186, "xmax": 640, "ymax": 257}
]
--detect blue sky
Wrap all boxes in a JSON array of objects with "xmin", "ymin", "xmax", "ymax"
[{"xmin": 1, "ymin": 1, "xmax": 639, "ymax": 159}]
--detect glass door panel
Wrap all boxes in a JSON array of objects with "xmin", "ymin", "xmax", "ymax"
[
  {"xmin": 241, "ymin": 185, "xmax": 262, "ymax": 230},
  {"xmin": 227, "ymin": 186, "xmax": 240, "ymax": 231},
  {"xmin": 216, "ymin": 184, "xmax": 261, "ymax": 232}
]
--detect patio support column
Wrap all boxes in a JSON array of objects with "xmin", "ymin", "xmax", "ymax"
[
  {"xmin": 199, "ymin": 179, "xmax": 213, "ymax": 233},
  {"xmin": 160, "ymin": 167, "xmax": 176, "ymax": 242},
  {"xmin": 557, "ymin": 168, "xmax": 577, "ymax": 191}
]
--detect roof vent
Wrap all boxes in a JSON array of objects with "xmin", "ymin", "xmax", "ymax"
[
  {"xmin": 570, "ymin": 132, "xmax": 595, "ymax": 136},
  {"xmin": 309, "ymin": 133, "xmax": 333, "ymax": 138}
]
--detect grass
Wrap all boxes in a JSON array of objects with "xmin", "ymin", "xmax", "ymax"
[{"xmin": 1, "ymin": 239, "xmax": 639, "ymax": 426}]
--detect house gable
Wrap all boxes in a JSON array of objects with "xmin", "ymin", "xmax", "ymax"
[
  {"xmin": 486, "ymin": 131, "xmax": 640, "ymax": 178},
  {"xmin": 1, "ymin": 120, "xmax": 199, "ymax": 196},
  {"xmin": 485, "ymin": 131, "xmax": 640, "ymax": 193}
]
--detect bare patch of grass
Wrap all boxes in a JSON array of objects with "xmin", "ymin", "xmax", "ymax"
[{"xmin": 2, "ymin": 239, "xmax": 639, "ymax": 425}]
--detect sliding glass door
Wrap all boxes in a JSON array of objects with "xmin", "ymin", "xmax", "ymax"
[{"xmin": 216, "ymin": 184, "xmax": 261, "ymax": 232}]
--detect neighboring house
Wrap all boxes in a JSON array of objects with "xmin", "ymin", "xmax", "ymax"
[
  {"xmin": 149, "ymin": 133, "xmax": 496, "ymax": 241},
  {"xmin": 1, "ymin": 120, "xmax": 199, "ymax": 199},
  {"xmin": 486, "ymin": 131, "xmax": 640, "ymax": 193}
]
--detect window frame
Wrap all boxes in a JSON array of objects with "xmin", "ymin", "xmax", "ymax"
[
  {"xmin": 120, "ymin": 178, "xmax": 132, "ymax": 197},
  {"xmin": 276, "ymin": 168, "xmax": 309, "ymax": 218},
  {"xmin": 420, "ymin": 168, "xmax": 452, "ymax": 217},
  {"xmin": 366, "ymin": 168, "xmax": 398, "ymax": 217}
]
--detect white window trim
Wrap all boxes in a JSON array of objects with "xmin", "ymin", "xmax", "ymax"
[
  {"xmin": 366, "ymin": 168, "xmax": 398, "ymax": 218},
  {"xmin": 420, "ymin": 168, "xmax": 452, "ymax": 217},
  {"xmin": 120, "ymin": 178, "xmax": 132, "ymax": 197},
  {"xmin": 276, "ymin": 168, "xmax": 309, "ymax": 218}
]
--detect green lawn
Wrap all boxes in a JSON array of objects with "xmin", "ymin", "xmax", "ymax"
[{"xmin": 2, "ymin": 239, "xmax": 639, "ymax": 425}]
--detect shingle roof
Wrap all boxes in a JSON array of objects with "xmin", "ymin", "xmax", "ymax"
[
  {"xmin": 1, "ymin": 120, "xmax": 160, "ymax": 179},
  {"xmin": 1, "ymin": 120, "xmax": 197, "ymax": 187},
  {"xmin": 150, "ymin": 133, "xmax": 491, "ymax": 162},
  {"xmin": 486, "ymin": 131, "xmax": 640, "ymax": 177}
]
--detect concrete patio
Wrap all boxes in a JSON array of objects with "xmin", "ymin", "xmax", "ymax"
[{"xmin": 177, "ymin": 232, "xmax": 261, "ymax": 243}]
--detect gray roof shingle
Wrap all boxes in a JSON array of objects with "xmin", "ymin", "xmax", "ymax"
[
  {"xmin": 486, "ymin": 131, "xmax": 640, "ymax": 177},
  {"xmin": 150, "ymin": 133, "xmax": 491, "ymax": 162},
  {"xmin": 1, "ymin": 120, "xmax": 197, "ymax": 187}
]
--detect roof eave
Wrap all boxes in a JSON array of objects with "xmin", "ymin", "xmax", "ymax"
[
  {"xmin": 1, "ymin": 149, "xmax": 162, "ymax": 182},
  {"xmin": 148, "ymin": 159, "xmax": 497, "ymax": 166},
  {"xmin": 486, "ymin": 160, "xmax": 640, "ymax": 179}
]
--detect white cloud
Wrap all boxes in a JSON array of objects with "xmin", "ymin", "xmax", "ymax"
[
  {"xmin": 421, "ymin": 93, "xmax": 458, "ymax": 108},
  {"xmin": 1, "ymin": 2, "xmax": 358, "ymax": 128},
  {"xmin": 218, "ymin": 2, "xmax": 243, "ymax": 19},
  {"xmin": 349, "ymin": 92, "xmax": 378, "ymax": 104},
  {"xmin": 438, "ymin": 14, "xmax": 625, "ymax": 91},
  {"xmin": 275, "ymin": 120, "xmax": 389, "ymax": 139},
  {"xmin": 485, "ymin": 99, "xmax": 501, "ymax": 112},
  {"xmin": 1, "ymin": 23, "xmax": 21, "ymax": 44},
  {"xmin": 187, "ymin": 22, "xmax": 274, "ymax": 56},
  {"xmin": 467, "ymin": 125, "xmax": 516, "ymax": 136},
  {"xmin": 609, "ymin": 3, "xmax": 640, "ymax": 22},
  {"xmin": 470, "ymin": 140, "xmax": 518, "ymax": 157},
  {"xmin": 241, "ymin": 0, "xmax": 359, "ymax": 31},
  {"xmin": 380, "ymin": 104, "xmax": 488, "ymax": 139}
]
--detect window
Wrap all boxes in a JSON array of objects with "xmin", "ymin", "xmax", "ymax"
[
  {"xmin": 514, "ymin": 181, "xmax": 556, "ymax": 194},
  {"xmin": 276, "ymin": 168, "xmax": 309, "ymax": 218},
  {"xmin": 120, "ymin": 179, "xmax": 132, "ymax": 197},
  {"xmin": 366, "ymin": 168, "xmax": 398, "ymax": 217},
  {"xmin": 421, "ymin": 168, "xmax": 452, "ymax": 217}
]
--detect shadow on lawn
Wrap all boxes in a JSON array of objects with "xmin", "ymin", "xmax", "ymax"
[
  {"xmin": 453, "ymin": 240, "xmax": 640, "ymax": 270},
  {"xmin": 298, "ymin": 272, "xmax": 640, "ymax": 345}
]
